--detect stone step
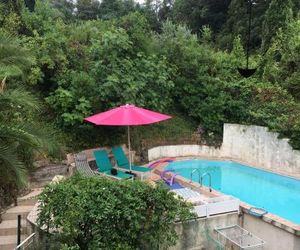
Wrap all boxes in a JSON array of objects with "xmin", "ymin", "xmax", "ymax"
[
  {"xmin": 16, "ymin": 188, "xmax": 42, "ymax": 206},
  {"xmin": 187, "ymin": 247, "xmax": 205, "ymax": 250},
  {"xmin": 17, "ymin": 198, "xmax": 37, "ymax": 206},
  {"xmin": 29, "ymin": 181, "xmax": 50, "ymax": 188},
  {"xmin": 2, "ymin": 206, "xmax": 34, "ymax": 220},
  {"xmin": 0, "ymin": 219, "xmax": 27, "ymax": 236},
  {"xmin": 18, "ymin": 188, "xmax": 42, "ymax": 201},
  {"xmin": 0, "ymin": 235, "xmax": 26, "ymax": 250}
]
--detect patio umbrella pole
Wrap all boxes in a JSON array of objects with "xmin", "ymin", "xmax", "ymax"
[{"xmin": 128, "ymin": 125, "xmax": 132, "ymax": 172}]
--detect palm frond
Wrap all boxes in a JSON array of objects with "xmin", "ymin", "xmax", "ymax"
[
  {"xmin": 0, "ymin": 33, "xmax": 33, "ymax": 80},
  {"xmin": 0, "ymin": 143, "xmax": 27, "ymax": 187},
  {"xmin": 0, "ymin": 87, "xmax": 41, "ymax": 114},
  {"xmin": 0, "ymin": 124, "xmax": 39, "ymax": 148},
  {"xmin": 20, "ymin": 122, "xmax": 63, "ymax": 158},
  {"xmin": 0, "ymin": 65, "xmax": 23, "ymax": 79}
]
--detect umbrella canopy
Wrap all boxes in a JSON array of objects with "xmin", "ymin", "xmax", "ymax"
[
  {"xmin": 84, "ymin": 104, "xmax": 171, "ymax": 126},
  {"xmin": 84, "ymin": 104, "xmax": 172, "ymax": 171}
]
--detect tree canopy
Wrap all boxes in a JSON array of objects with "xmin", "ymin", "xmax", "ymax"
[{"xmin": 1, "ymin": 0, "xmax": 300, "ymax": 147}]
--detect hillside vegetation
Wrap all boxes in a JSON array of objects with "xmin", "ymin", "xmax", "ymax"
[{"xmin": 0, "ymin": 0, "xmax": 300, "ymax": 204}]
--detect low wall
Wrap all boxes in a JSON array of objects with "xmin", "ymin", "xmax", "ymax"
[
  {"xmin": 222, "ymin": 124, "xmax": 300, "ymax": 176},
  {"xmin": 148, "ymin": 123, "xmax": 300, "ymax": 177},
  {"xmin": 170, "ymin": 212, "xmax": 300, "ymax": 250},
  {"xmin": 148, "ymin": 145, "xmax": 222, "ymax": 161},
  {"xmin": 242, "ymin": 214, "xmax": 300, "ymax": 250},
  {"xmin": 170, "ymin": 213, "xmax": 239, "ymax": 250}
]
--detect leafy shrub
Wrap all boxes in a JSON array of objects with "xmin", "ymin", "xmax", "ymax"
[{"xmin": 38, "ymin": 174, "xmax": 194, "ymax": 249}]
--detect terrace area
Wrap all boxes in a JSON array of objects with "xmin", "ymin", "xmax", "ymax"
[{"xmin": 1, "ymin": 123, "xmax": 300, "ymax": 250}]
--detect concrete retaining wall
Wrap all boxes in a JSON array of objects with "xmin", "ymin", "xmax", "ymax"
[
  {"xmin": 222, "ymin": 124, "xmax": 300, "ymax": 176},
  {"xmin": 171, "ymin": 213, "xmax": 300, "ymax": 250},
  {"xmin": 170, "ymin": 213, "xmax": 239, "ymax": 250},
  {"xmin": 148, "ymin": 123, "xmax": 300, "ymax": 177},
  {"xmin": 148, "ymin": 145, "xmax": 222, "ymax": 161},
  {"xmin": 242, "ymin": 214, "xmax": 300, "ymax": 250}
]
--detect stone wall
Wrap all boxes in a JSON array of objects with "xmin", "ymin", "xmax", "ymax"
[
  {"xmin": 222, "ymin": 124, "xmax": 300, "ymax": 176},
  {"xmin": 148, "ymin": 145, "xmax": 222, "ymax": 161},
  {"xmin": 148, "ymin": 123, "xmax": 300, "ymax": 177},
  {"xmin": 30, "ymin": 164, "xmax": 68, "ymax": 188}
]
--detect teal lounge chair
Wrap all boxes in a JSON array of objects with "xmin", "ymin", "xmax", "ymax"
[
  {"xmin": 94, "ymin": 150, "xmax": 133, "ymax": 180},
  {"xmin": 112, "ymin": 146, "xmax": 152, "ymax": 179}
]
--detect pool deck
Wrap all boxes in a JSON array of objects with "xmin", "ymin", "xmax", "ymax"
[{"xmin": 150, "ymin": 158, "xmax": 300, "ymax": 236}]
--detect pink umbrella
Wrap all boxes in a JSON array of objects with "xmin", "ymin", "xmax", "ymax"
[{"xmin": 84, "ymin": 104, "xmax": 172, "ymax": 170}]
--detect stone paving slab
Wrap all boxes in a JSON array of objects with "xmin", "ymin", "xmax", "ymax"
[
  {"xmin": 5, "ymin": 206, "xmax": 34, "ymax": 213},
  {"xmin": 0, "ymin": 219, "xmax": 27, "ymax": 229},
  {"xmin": 17, "ymin": 188, "xmax": 42, "ymax": 201},
  {"xmin": 0, "ymin": 234, "xmax": 26, "ymax": 245},
  {"xmin": 2, "ymin": 206, "xmax": 34, "ymax": 220}
]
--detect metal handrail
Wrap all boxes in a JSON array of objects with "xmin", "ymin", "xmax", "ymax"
[
  {"xmin": 15, "ymin": 233, "xmax": 36, "ymax": 250},
  {"xmin": 200, "ymin": 172, "xmax": 212, "ymax": 192},
  {"xmin": 190, "ymin": 168, "xmax": 201, "ymax": 183}
]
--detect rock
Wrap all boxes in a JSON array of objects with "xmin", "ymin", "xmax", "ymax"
[
  {"xmin": 29, "ymin": 164, "xmax": 68, "ymax": 188},
  {"xmin": 51, "ymin": 175, "xmax": 65, "ymax": 183}
]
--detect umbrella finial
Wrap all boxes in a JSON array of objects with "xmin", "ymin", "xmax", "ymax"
[{"xmin": 123, "ymin": 104, "xmax": 135, "ymax": 108}]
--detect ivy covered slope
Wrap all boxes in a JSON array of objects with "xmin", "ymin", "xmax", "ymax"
[{"xmin": 38, "ymin": 174, "xmax": 194, "ymax": 249}]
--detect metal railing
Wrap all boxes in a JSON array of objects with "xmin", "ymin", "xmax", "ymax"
[
  {"xmin": 200, "ymin": 172, "xmax": 212, "ymax": 192},
  {"xmin": 15, "ymin": 233, "xmax": 37, "ymax": 250},
  {"xmin": 190, "ymin": 168, "xmax": 201, "ymax": 183}
]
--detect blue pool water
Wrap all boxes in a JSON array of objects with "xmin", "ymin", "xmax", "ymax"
[{"xmin": 166, "ymin": 160, "xmax": 300, "ymax": 224}]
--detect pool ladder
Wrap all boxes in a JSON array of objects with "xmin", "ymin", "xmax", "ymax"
[
  {"xmin": 190, "ymin": 169, "xmax": 201, "ymax": 183},
  {"xmin": 201, "ymin": 172, "xmax": 212, "ymax": 192},
  {"xmin": 190, "ymin": 169, "xmax": 212, "ymax": 192}
]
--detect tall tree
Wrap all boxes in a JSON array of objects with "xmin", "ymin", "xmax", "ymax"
[
  {"xmin": 262, "ymin": 16, "xmax": 300, "ymax": 99},
  {"xmin": 49, "ymin": 0, "xmax": 75, "ymax": 21},
  {"xmin": 76, "ymin": 0, "xmax": 100, "ymax": 20},
  {"xmin": 99, "ymin": 0, "xmax": 122, "ymax": 19},
  {"xmin": 24, "ymin": 0, "xmax": 35, "ymax": 11},
  {"xmin": 120, "ymin": 0, "xmax": 137, "ymax": 16},
  {"xmin": 99, "ymin": 0, "xmax": 138, "ymax": 20},
  {"xmin": 0, "ymin": 0, "xmax": 23, "ymax": 14},
  {"xmin": 139, "ymin": 0, "xmax": 161, "ymax": 31},
  {"xmin": 157, "ymin": 0, "xmax": 174, "ymax": 22},
  {"xmin": 172, "ymin": 0, "xmax": 231, "ymax": 34},
  {"xmin": 261, "ymin": 0, "xmax": 293, "ymax": 52},
  {"xmin": 218, "ymin": 0, "xmax": 271, "ymax": 50}
]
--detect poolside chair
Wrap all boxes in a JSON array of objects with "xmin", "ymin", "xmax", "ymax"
[
  {"xmin": 112, "ymin": 146, "xmax": 152, "ymax": 180},
  {"xmin": 94, "ymin": 149, "xmax": 133, "ymax": 180},
  {"xmin": 74, "ymin": 153, "xmax": 97, "ymax": 177}
]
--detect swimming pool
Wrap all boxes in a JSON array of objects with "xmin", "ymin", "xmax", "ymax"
[{"xmin": 166, "ymin": 159, "xmax": 300, "ymax": 225}]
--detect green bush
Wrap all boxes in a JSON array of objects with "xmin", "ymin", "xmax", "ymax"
[{"xmin": 38, "ymin": 174, "xmax": 194, "ymax": 249}]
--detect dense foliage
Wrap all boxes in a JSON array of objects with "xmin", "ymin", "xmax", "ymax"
[
  {"xmin": 1, "ymin": 0, "xmax": 300, "ymax": 213},
  {"xmin": 0, "ymin": 31, "xmax": 61, "ymax": 210},
  {"xmin": 38, "ymin": 174, "xmax": 193, "ymax": 249}
]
